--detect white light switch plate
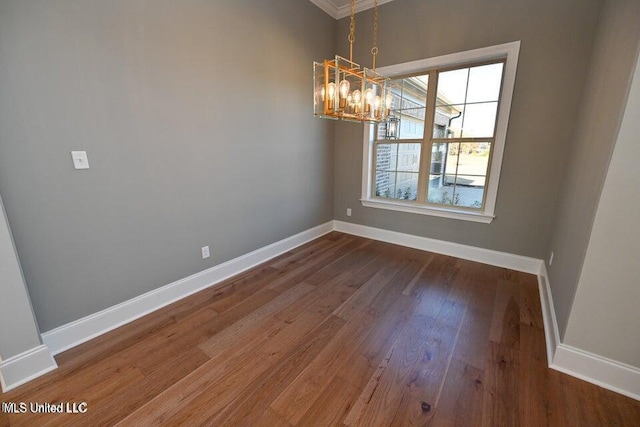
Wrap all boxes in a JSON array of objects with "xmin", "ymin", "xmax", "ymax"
[
  {"xmin": 201, "ymin": 246, "xmax": 210, "ymax": 259},
  {"xmin": 71, "ymin": 151, "xmax": 90, "ymax": 170}
]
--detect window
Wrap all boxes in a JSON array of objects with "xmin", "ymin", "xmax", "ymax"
[{"xmin": 361, "ymin": 42, "xmax": 520, "ymax": 223}]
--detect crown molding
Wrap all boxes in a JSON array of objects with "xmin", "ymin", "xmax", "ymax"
[{"xmin": 309, "ymin": 0, "xmax": 398, "ymax": 20}]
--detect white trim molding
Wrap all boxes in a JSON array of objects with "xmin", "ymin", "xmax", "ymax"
[
  {"xmin": 538, "ymin": 262, "xmax": 640, "ymax": 401},
  {"xmin": 552, "ymin": 345, "xmax": 640, "ymax": 401},
  {"xmin": 0, "ymin": 345, "xmax": 57, "ymax": 392},
  {"xmin": 33, "ymin": 218, "xmax": 640, "ymax": 401},
  {"xmin": 360, "ymin": 199, "xmax": 495, "ymax": 223},
  {"xmin": 309, "ymin": 0, "xmax": 398, "ymax": 20},
  {"xmin": 333, "ymin": 220, "xmax": 541, "ymax": 274},
  {"xmin": 537, "ymin": 262, "xmax": 560, "ymax": 365},
  {"xmin": 42, "ymin": 221, "xmax": 334, "ymax": 356}
]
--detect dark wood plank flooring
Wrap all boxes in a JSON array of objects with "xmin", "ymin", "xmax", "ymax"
[{"xmin": 1, "ymin": 232, "xmax": 639, "ymax": 426}]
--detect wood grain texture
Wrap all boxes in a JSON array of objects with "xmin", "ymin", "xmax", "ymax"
[
  {"xmin": 1, "ymin": 231, "xmax": 638, "ymax": 426},
  {"xmin": 296, "ymin": 376, "xmax": 361, "ymax": 427}
]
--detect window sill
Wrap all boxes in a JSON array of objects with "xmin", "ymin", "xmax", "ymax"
[{"xmin": 360, "ymin": 199, "xmax": 495, "ymax": 224}]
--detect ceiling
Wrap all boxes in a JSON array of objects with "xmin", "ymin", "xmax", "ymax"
[{"xmin": 309, "ymin": 0, "xmax": 398, "ymax": 19}]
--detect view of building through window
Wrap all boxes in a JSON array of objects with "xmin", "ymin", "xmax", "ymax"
[{"xmin": 374, "ymin": 62, "xmax": 504, "ymax": 209}]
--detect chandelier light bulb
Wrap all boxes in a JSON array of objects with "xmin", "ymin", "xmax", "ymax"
[
  {"xmin": 374, "ymin": 95, "xmax": 382, "ymax": 118},
  {"xmin": 339, "ymin": 80, "xmax": 350, "ymax": 109},
  {"xmin": 365, "ymin": 88, "xmax": 374, "ymax": 102},
  {"xmin": 326, "ymin": 82, "xmax": 337, "ymax": 111},
  {"xmin": 339, "ymin": 80, "xmax": 350, "ymax": 98},
  {"xmin": 353, "ymin": 90, "xmax": 362, "ymax": 103},
  {"xmin": 364, "ymin": 88, "xmax": 374, "ymax": 113},
  {"xmin": 327, "ymin": 82, "xmax": 336, "ymax": 101},
  {"xmin": 352, "ymin": 90, "xmax": 362, "ymax": 113}
]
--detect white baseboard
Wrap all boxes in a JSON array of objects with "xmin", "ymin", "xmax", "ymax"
[
  {"xmin": 552, "ymin": 344, "xmax": 640, "ymax": 401},
  {"xmin": 537, "ymin": 262, "xmax": 560, "ymax": 365},
  {"xmin": 538, "ymin": 262, "xmax": 640, "ymax": 401},
  {"xmin": 34, "ymin": 218, "xmax": 640, "ymax": 402},
  {"xmin": 41, "ymin": 221, "xmax": 334, "ymax": 356},
  {"xmin": 0, "ymin": 345, "xmax": 57, "ymax": 392},
  {"xmin": 333, "ymin": 220, "xmax": 543, "ymax": 274}
]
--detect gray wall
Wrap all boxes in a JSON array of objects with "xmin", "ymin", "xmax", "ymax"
[
  {"xmin": 333, "ymin": 0, "xmax": 601, "ymax": 258},
  {"xmin": 563, "ymin": 50, "xmax": 640, "ymax": 367},
  {"xmin": 0, "ymin": 0, "xmax": 335, "ymax": 332},
  {"xmin": 547, "ymin": 0, "xmax": 640, "ymax": 338},
  {"xmin": 0, "ymin": 195, "xmax": 42, "ymax": 360}
]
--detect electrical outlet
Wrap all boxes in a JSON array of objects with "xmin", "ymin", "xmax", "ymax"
[
  {"xmin": 71, "ymin": 151, "xmax": 90, "ymax": 170},
  {"xmin": 346, "ymin": 208, "xmax": 352, "ymax": 217},
  {"xmin": 549, "ymin": 251, "xmax": 554, "ymax": 266},
  {"xmin": 201, "ymin": 246, "xmax": 210, "ymax": 259}
]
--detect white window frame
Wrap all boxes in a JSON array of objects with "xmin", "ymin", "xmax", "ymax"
[{"xmin": 361, "ymin": 41, "xmax": 520, "ymax": 224}]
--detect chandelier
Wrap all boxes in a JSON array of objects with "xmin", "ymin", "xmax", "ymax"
[{"xmin": 313, "ymin": 0, "xmax": 390, "ymax": 123}]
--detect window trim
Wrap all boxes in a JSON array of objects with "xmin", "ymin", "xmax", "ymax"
[{"xmin": 361, "ymin": 41, "xmax": 521, "ymax": 223}]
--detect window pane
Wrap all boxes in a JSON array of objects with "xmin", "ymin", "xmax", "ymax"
[
  {"xmin": 379, "ymin": 75, "xmax": 429, "ymax": 140},
  {"xmin": 396, "ymin": 143, "xmax": 421, "ymax": 172},
  {"xmin": 428, "ymin": 174, "xmax": 455, "ymax": 206},
  {"xmin": 400, "ymin": 76, "xmax": 428, "ymax": 108},
  {"xmin": 456, "ymin": 174, "xmax": 486, "ymax": 187},
  {"xmin": 436, "ymin": 68, "xmax": 468, "ymax": 106},
  {"xmin": 395, "ymin": 173, "xmax": 419, "ymax": 201},
  {"xmin": 444, "ymin": 173, "xmax": 456, "ymax": 186},
  {"xmin": 430, "ymin": 142, "xmax": 447, "ymax": 174},
  {"xmin": 461, "ymin": 102, "xmax": 498, "ymax": 137},
  {"xmin": 457, "ymin": 143, "xmax": 491, "ymax": 176},
  {"xmin": 466, "ymin": 63, "xmax": 503, "ymax": 103},
  {"xmin": 375, "ymin": 170, "xmax": 395, "ymax": 198},
  {"xmin": 427, "ymin": 142, "xmax": 487, "ymax": 210},
  {"xmin": 375, "ymin": 142, "xmax": 420, "ymax": 200},
  {"xmin": 433, "ymin": 104, "xmax": 464, "ymax": 138},
  {"xmin": 376, "ymin": 144, "xmax": 397, "ymax": 171},
  {"xmin": 453, "ymin": 175, "xmax": 485, "ymax": 208},
  {"xmin": 398, "ymin": 112, "xmax": 425, "ymax": 139},
  {"xmin": 444, "ymin": 143, "xmax": 460, "ymax": 174}
]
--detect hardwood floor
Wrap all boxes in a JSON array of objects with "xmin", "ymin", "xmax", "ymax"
[{"xmin": 1, "ymin": 232, "xmax": 639, "ymax": 426}]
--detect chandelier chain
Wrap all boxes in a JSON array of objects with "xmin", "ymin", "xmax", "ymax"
[
  {"xmin": 371, "ymin": 0, "xmax": 379, "ymax": 70},
  {"xmin": 348, "ymin": 0, "xmax": 356, "ymax": 62}
]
